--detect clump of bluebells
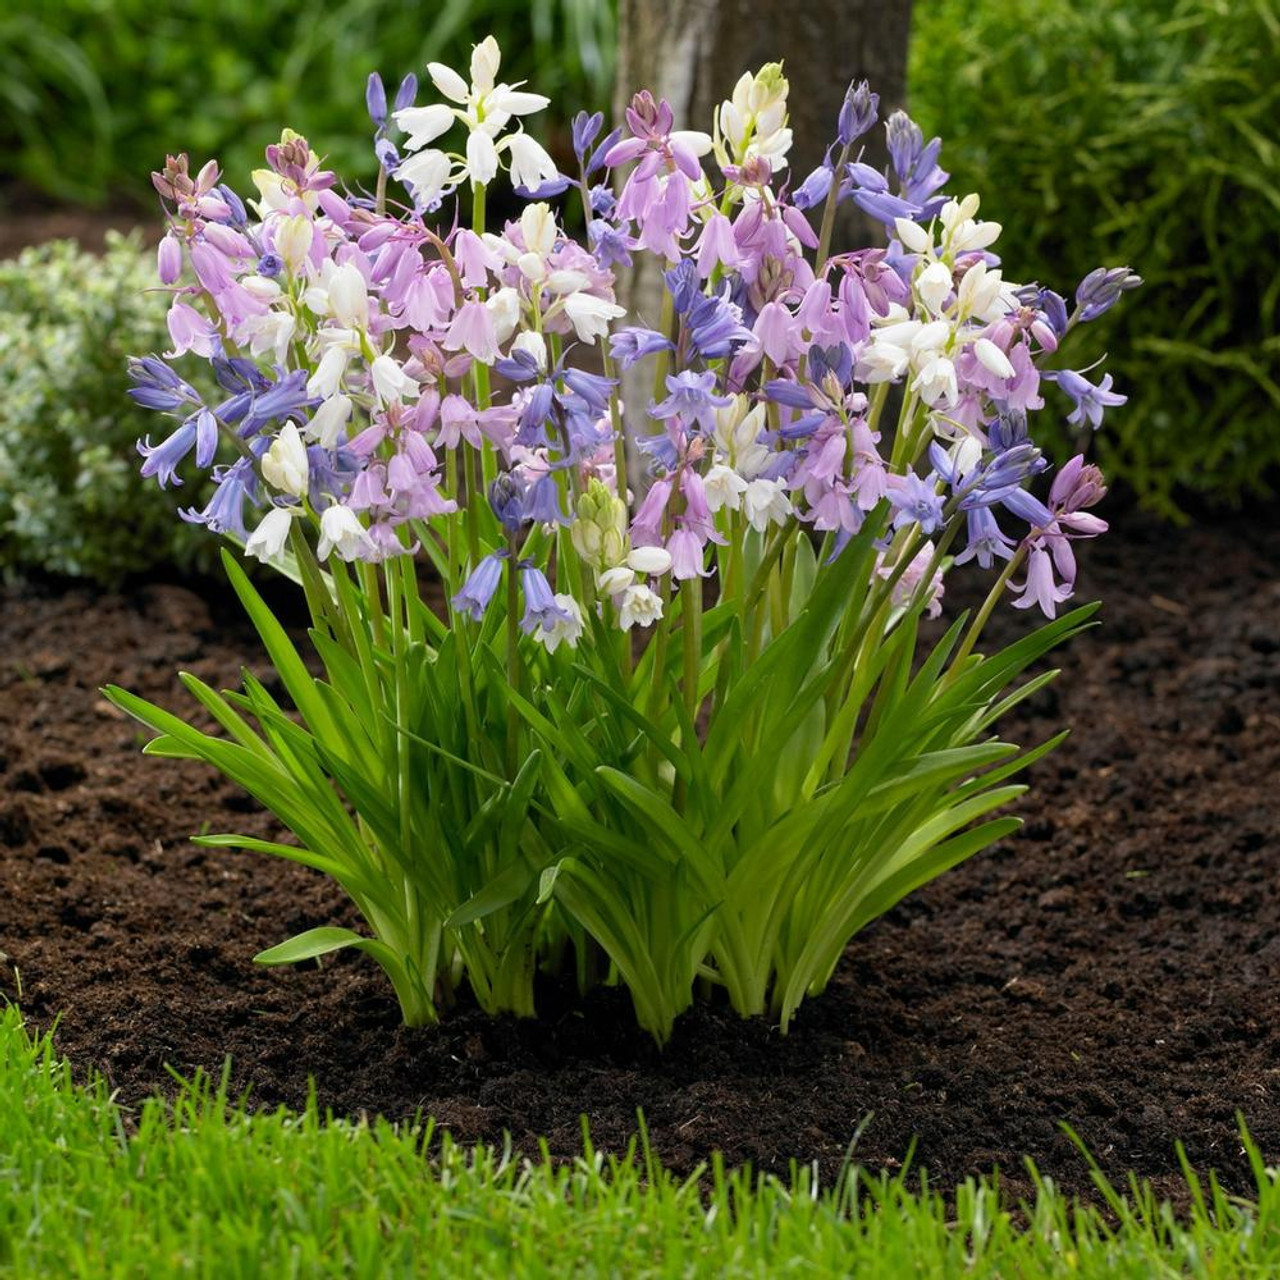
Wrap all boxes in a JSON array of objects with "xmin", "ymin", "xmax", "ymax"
[{"xmin": 109, "ymin": 40, "xmax": 1137, "ymax": 1043}]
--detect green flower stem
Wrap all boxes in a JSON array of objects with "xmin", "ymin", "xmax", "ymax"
[
  {"xmin": 600, "ymin": 348, "xmax": 628, "ymax": 505},
  {"xmin": 866, "ymin": 381, "xmax": 890, "ymax": 434},
  {"xmin": 777, "ymin": 535, "xmax": 799, "ymax": 631},
  {"xmin": 358, "ymin": 560, "xmax": 387, "ymax": 653},
  {"xmin": 445, "ymin": 443, "xmax": 461, "ymax": 594},
  {"xmin": 287, "ymin": 519, "xmax": 348, "ymax": 649},
  {"xmin": 675, "ymin": 577, "xmax": 702, "ymax": 813},
  {"xmin": 761, "ymin": 358, "xmax": 779, "ymax": 434},
  {"xmin": 725, "ymin": 511, "xmax": 745, "ymax": 603},
  {"xmin": 888, "ymin": 391, "xmax": 922, "ymax": 471},
  {"xmin": 395, "ymin": 538, "xmax": 426, "ymax": 648},
  {"xmin": 709, "ymin": 516, "xmax": 743, "ymax": 722},
  {"xmin": 645, "ymin": 574, "xmax": 675, "ymax": 726},
  {"xmin": 598, "ymin": 346, "xmax": 634, "ymax": 683},
  {"xmin": 650, "ymin": 285, "xmax": 676, "ymax": 402},
  {"xmin": 465, "ymin": 447, "xmax": 483, "ymax": 566},
  {"xmin": 452, "ymin": 618, "xmax": 483, "ymax": 810},
  {"xmin": 473, "ymin": 362, "xmax": 497, "ymax": 493},
  {"xmin": 949, "ymin": 543, "xmax": 1028, "ymax": 674},
  {"xmin": 743, "ymin": 520, "xmax": 793, "ymax": 667},
  {"xmin": 470, "ymin": 180, "xmax": 499, "ymax": 494},
  {"xmin": 505, "ymin": 533, "xmax": 522, "ymax": 778},
  {"xmin": 821, "ymin": 518, "xmax": 964, "ymax": 788},
  {"xmin": 383, "ymin": 554, "xmax": 424, "ymax": 994},
  {"xmin": 814, "ymin": 141, "xmax": 852, "ymax": 276},
  {"xmin": 643, "ymin": 480, "xmax": 680, "ymax": 723}
]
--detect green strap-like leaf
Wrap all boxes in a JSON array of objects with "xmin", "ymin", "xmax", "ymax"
[
  {"xmin": 595, "ymin": 767, "xmax": 724, "ymax": 901},
  {"xmin": 254, "ymin": 926, "xmax": 373, "ymax": 965},
  {"xmin": 220, "ymin": 547, "xmax": 344, "ymax": 747}
]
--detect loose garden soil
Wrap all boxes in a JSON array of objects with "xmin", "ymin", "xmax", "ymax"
[{"xmin": 2, "ymin": 502, "xmax": 1277, "ymax": 1205}]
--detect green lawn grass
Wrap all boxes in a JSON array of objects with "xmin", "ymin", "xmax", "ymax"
[{"xmin": 0, "ymin": 1006, "xmax": 1274, "ymax": 1277}]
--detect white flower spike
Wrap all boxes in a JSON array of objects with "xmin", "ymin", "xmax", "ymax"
[{"xmin": 393, "ymin": 36, "xmax": 552, "ymax": 202}]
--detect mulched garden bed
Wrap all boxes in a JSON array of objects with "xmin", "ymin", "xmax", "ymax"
[{"xmin": 2, "ymin": 502, "xmax": 1277, "ymax": 1205}]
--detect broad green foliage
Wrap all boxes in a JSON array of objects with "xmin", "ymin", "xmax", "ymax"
[
  {"xmin": 911, "ymin": 0, "xmax": 1280, "ymax": 513},
  {"xmin": 0, "ymin": 0, "xmax": 615, "ymax": 208},
  {"xmin": 0, "ymin": 1009, "xmax": 1277, "ymax": 1277},
  {"xmin": 0, "ymin": 235, "xmax": 210, "ymax": 582}
]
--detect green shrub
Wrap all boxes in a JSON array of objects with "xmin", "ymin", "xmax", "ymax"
[
  {"xmin": 0, "ymin": 0, "xmax": 614, "ymax": 209},
  {"xmin": 0, "ymin": 234, "xmax": 211, "ymax": 583},
  {"xmin": 910, "ymin": 0, "xmax": 1280, "ymax": 513}
]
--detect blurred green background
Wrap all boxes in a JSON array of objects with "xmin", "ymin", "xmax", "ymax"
[
  {"xmin": 910, "ymin": 0, "xmax": 1280, "ymax": 517},
  {"xmin": 0, "ymin": 0, "xmax": 615, "ymax": 206},
  {"xmin": 1, "ymin": 0, "xmax": 1276, "ymax": 582}
]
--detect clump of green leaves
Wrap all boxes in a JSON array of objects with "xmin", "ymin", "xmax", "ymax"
[
  {"xmin": 0, "ymin": 235, "xmax": 210, "ymax": 582},
  {"xmin": 108, "ymin": 522, "xmax": 1094, "ymax": 1045},
  {"xmin": 911, "ymin": 0, "xmax": 1280, "ymax": 513}
]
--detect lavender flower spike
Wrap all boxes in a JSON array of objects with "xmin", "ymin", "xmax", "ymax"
[{"xmin": 452, "ymin": 552, "xmax": 507, "ymax": 622}]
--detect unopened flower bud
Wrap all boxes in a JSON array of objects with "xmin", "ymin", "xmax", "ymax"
[
  {"xmin": 366, "ymin": 72, "xmax": 388, "ymax": 128},
  {"xmin": 1074, "ymin": 266, "xmax": 1142, "ymax": 322},
  {"xmin": 157, "ymin": 234, "xmax": 183, "ymax": 285},
  {"xmin": 627, "ymin": 91, "xmax": 662, "ymax": 134},
  {"xmin": 489, "ymin": 474, "xmax": 526, "ymax": 533},
  {"xmin": 627, "ymin": 545, "xmax": 673, "ymax": 576},
  {"xmin": 194, "ymin": 158, "xmax": 221, "ymax": 195},
  {"xmin": 470, "ymin": 36, "xmax": 501, "ymax": 95},
  {"xmin": 393, "ymin": 72, "xmax": 418, "ymax": 113},
  {"xmin": 596, "ymin": 565, "xmax": 635, "ymax": 596},
  {"xmin": 274, "ymin": 215, "xmax": 314, "ymax": 274},
  {"xmin": 261, "ymin": 423, "xmax": 310, "ymax": 499},
  {"xmin": 838, "ymin": 80, "xmax": 879, "ymax": 147},
  {"xmin": 572, "ymin": 479, "xmax": 629, "ymax": 569}
]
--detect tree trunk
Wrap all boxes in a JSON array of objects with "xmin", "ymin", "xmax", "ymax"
[
  {"xmin": 612, "ymin": 0, "xmax": 913, "ymax": 486},
  {"xmin": 615, "ymin": 0, "xmax": 913, "ymax": 180}
]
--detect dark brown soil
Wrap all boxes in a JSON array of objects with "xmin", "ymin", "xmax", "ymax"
[{"xmin": 2, "ymin": 504, "xmax": 1278, "ymax": 1205}]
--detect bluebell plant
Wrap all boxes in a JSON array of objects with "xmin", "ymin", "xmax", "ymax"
[{"xmin": 108, "ymin": 42, "xmax": 1137, "ymax": 1042}]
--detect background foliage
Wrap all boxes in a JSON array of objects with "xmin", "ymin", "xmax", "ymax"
[
  {"xmin": 911, "ymin": 0, "xmax": 1280, "ymax": 514},
  {"xmin": 0, "ymin": 235, "xmax": 211, "ymax": 582},
  {"xmin": 0, "ymin": 0, "xmax": 615, "ymax": 209}
]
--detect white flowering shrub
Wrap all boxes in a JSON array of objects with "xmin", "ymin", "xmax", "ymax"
[{"xmin": 0, "ymin": 234, "xmax": 211, "ymax": 582}]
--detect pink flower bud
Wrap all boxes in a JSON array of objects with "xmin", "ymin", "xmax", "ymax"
[
  {"xmin": 195, "ymin": 158, "xmax": 221, "ymax": 193},
  {"xmin": 195, "ymin": 195, "xmax": 230, "ymax": 221},
  {"xmin": 201, "ymin": 223, "xmax": 253, "ymax": 259}
]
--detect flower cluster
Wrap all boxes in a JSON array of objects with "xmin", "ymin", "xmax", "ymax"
[
  {"xmin": 130, "ymin": 48, "xmax": 1134, "ymax": 643},
  {"xmin": 117, "ymin": 40, "xmax": 1140, "ymax": 1042}
]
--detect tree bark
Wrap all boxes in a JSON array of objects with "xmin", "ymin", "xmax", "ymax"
[
  {"xmin": 615, "ymin": 0, "xmax": 913, "ymax": 180},
  {"xmin": 612, "ymin": 0, "xmax": 913, "ymax": 485}
]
